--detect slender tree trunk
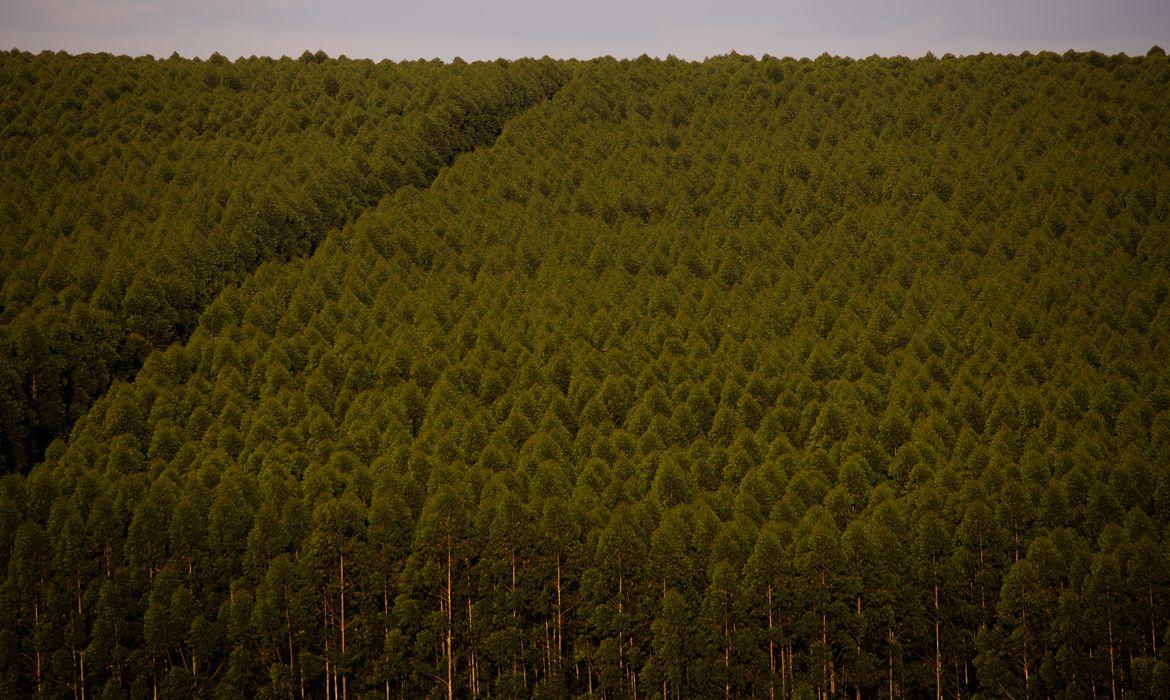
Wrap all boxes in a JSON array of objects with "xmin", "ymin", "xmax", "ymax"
[
  {"xmin": 340, "ymin": 553, "xmax": 347, "ymax": 700},
  {"xmin": 556, "ymin": 555, "xmax": 564, "ymax": 664},
  {"xmin": 286, "ymin": 607, "xmax": 296, "ymax": 695},
  {"xmin": 1021, "ymin": 608, "xmax": 1030, "ymax": 695},
  {"xmin": 724, "ymin": 611, "xmax": 731, "ymax": 700},
  {"xmin": 543, "ymin": 617, "xmax": 552, "ymax": 680},
  {"xmin": 468, "ymin": 595, "xmax": 478, "ymax": 698},
  {"xmin": 34, "ymin": 597, "xmax": 42, "ymax": 695},
  {"xmin": 1108, "ymin": 617, "xmax": 1117, "ymax": 700},
  {"xmin": 888, "ymin": 626, "xmax": 895, "ymax": 700},
  {"xmin": 856, "ymin": 594, "xmax": 862, "ymax": 700},
  {"xmin": 934, "ymin": 582, "xmax": 942, "ymax": 700},
  {"xmin": 830, "ymin": 647, "xmax": 836, "ymax": 699},
  {"xmin": 512, "ymin": 551, "xmax": 520, "ymax": 686},
  {"xmin": 447, "ymin": 535, "xmax": 454, "ymax": 700},
  {"xmin": 779, "ymin": 643, "xmax": 785, "ymax": 700},
  {"xmin": 78, "ymin": 576, "xmax": 87, "ymax": 700},
  {"xmin": 618, "ymin": 565, "xmax": 625, "ymax": 690},
  {"xmin": 818, "ymin": 569, "xmax": 832, "ymax": 700},
  {"xmin": 767, "ymin": 585, "xmax": 776, "ymax": 700},
  {"xmin": 821, "ymin": 601, "xmax": 828, "ymax": 699},
  {"xmin": 323, "ymin": 590, "xmax": 332, "ymax": 700},
  {"xmin": 384, "ymin": 584, "xmax": 391, "ymax": 700},
  {"xmin": 1149, "ymin": 584, "xmax": 1158, "ymax": 654},
  {"xmin": 781, "ymin": 640, "xmax": 788, "ymax": 700}
]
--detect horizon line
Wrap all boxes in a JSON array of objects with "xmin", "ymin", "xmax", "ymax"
[{"xmin": 6, "ymin": 44, "xmax": 1167, "ymax": 64}]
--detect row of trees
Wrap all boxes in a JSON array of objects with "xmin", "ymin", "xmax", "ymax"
[
  {"xmin": 4, "ymin": 448, "xmax": 1168, "ymax": 698},
  {"xmin": 0, "ymin": 50, "xmax": 572, "ymax": 470},
  {"xmin": 1, "ymin": 50, "xmax": 1169, "ymax": 697}
]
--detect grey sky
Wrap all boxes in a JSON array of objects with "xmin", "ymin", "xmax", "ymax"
[{"xmin": 1, "ymin": 1, "xmax": 1167, "ymax": 61}]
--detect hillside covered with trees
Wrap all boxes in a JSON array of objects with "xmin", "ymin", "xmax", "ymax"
[
  {"xmin": 0, "ymin": 51, "xmax": 571, "ymax": 471},
  {"xmin": 1, "ymin": 49, "xmax": 1169, "ymax": 698}
]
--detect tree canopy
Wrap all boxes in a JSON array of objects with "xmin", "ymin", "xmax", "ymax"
[{"xmin": 0, "ymin": 50, "xmax": 571, "ymax": 470}]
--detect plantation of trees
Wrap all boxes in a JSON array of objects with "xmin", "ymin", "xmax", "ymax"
[
  {"xmin": 0, "ymin": 51, "xmax": 571, "ymax": 471},
  {"xmin": 1, "ymin": 48, "xmax": 1169, "ymax": 698}
]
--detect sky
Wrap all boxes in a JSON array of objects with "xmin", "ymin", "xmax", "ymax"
[{"xmin": 1, "ymin": 1, "xmax": 1167, "ymax": 61}]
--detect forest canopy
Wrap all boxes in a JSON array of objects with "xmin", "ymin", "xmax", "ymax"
[
  {"xmin": 0, "ymin": 50, "xmax": 571, "ymax": 471},
  {"xmin": 1, "ymin": 49, "xmax": 1169, "ymax": 699}
]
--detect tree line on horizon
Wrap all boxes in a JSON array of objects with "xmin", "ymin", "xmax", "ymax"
[{"xmin": 1, "ymin": 49, "xmax": 1169, "ymax": 698}]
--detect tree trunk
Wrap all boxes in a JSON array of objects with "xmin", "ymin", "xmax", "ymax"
[
  {"xmin": 512, "ymin": 551, "xmax": 520, "ymax": 686},
  {"xmin": 888, "ymin": 626, "xmax": 895, "ymax": 700},
  {"xmin": 830, "ymin": 648, "xmax": 836, "ymax": 699},
  {"xmin": 323, "ymin": 590, "xmax": 332, "ymax": 700},
  {"xmin": 781, "ymin": 640, "xmax": 788, "ymax": 700},
  {"xmin": 934, "ymin": 582, "xmax": 941, "ymax": 700},
  {"xmin": 767, "ymin": 585, "xmax": 775, "ymax": 700},
  {"xmin": 340, "ymin": 553, "xmax": 347, "ymax": 700},
  {"xmin": 1150, "ymin": 583, "xmax": 1158, "ymax": 654},
  {"xmin": 468, "ymin": 595, "xmax": 478, "ymax": 698},
  {"xmin": 1021, "ymin": 608, "xmax": 1030, "ymax": 695},
  {"xmin": 285, "ymin": 606, "xmax": 296, "ymax": 699},
  {"xmin": 384, "ymin": 584, "xmax": 391, "ymax": 700},
  {"xmin": 821, "ymin": 601, "xmax": 828, "ymax": 699},
  {"xmin": 78, "ymin": 576, "xmax": 87, "ymax": 700},
  {"xmin": 822, "ymin": 607, "xmax": 829, "ymax": 699},
  {"xmin": 543, "ymin": 617, "xmax": 552, "ymax": 681},
  {"xmin": 724, "ymin": 611, "xmax": 731, "ymax": 700},
  {"xmin": 618, "ymin": 564, "xmax": 625, "ymax": 692},
  {"xmin": 447, "ymin": 534, "xmax": 454, "ymax": 700},
  {"xmin": 34, "ymin": 597, "xmax": 42, "ymax": 695},
  {"xmin": 1108, "ymin": 616, "xmax": 1117, "ymax": 700},
  {"xmin": 556, "ymin": 555, "xmax": 564, "ymax": 663},
  {"xmin": 856, "ymin": 594, "xmax": 862, "ymax": 700}
]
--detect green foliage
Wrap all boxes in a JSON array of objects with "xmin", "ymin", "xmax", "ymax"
[{"xmin": 0, "ymin": 50, "xmax": 572, "ymax": 470}]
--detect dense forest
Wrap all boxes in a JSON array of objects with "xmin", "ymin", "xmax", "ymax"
[
  {"xmin": 0, "ymin": 51, "xmax": 571, "ymax": 470},
  {"xmin": 1, "ymin": 48, "xmax": 1169, "ymax": 699}
]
